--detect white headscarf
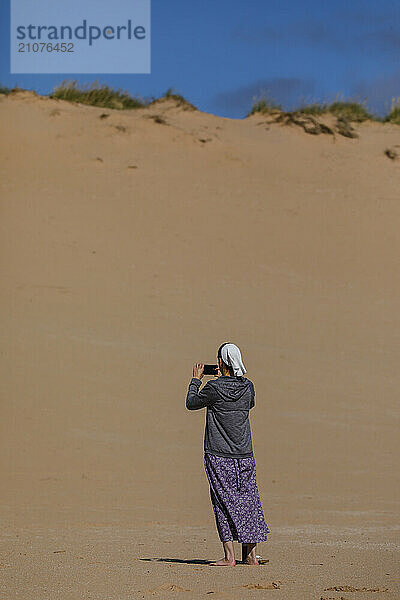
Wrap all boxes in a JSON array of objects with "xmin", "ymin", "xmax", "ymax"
[{"xmin": 221, "ymin": 343, "xmax": 247, "ymax": 376}]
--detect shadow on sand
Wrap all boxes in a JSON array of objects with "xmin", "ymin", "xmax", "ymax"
[
  {"xmin": 140, "ymin": 557, "xmax": 212, "ymax": 565},
  {"xmin": 139, "ymin": 557, "xmax": 270, "ymax": 565}
]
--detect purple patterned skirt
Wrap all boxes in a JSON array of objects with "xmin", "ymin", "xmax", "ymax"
[{"xmin": 204, "ymin": 452, "xmax": 271, "ymax": 544}]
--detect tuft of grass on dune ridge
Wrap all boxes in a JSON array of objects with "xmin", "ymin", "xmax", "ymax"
[
  {"xmin": 326, "ymin": 101, "xmax": 378, "ymax": 122},
  {"xmin": 148, "ymin": 87, "xmax": 197, "ymax": 110},
  {"xmin": 163, "ymin": 87, "xmax": 197, "ymax": 110},
  {"xmin": 383, "ymin": 98, "xmax": 400, "ymax": 125},
  {"xmin": 249, "ymin": 94, "xmax": 381, "ymax": 122},
  {"xmin": 49, "ymin": 82, "xmax": 197, "ymax": 111},
  {"xmin": 293, "ymin": 102, "xmax": 328, "ymax": 115},
  {"xmin": 50, "ymin": 80, "xmax": 148, "ymax": 110},
  {"xmin": 0, "ymin": 85, "xmax": 12, "ymax": 95},
  {"xmin": 248, "ymin": 98, "xmax": 283, "ymax": 115}
]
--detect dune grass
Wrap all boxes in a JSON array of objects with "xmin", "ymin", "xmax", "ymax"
[
  {"xmin": 48, "ymin": 82, "xmax": 197, "ymax": 111},
  {"xmin": 293, "ymin": 103, "xmax": 328, "ymax": 115},
  {"xmin": 325, "ymin": 101, "xmax": 376, "ymax": 122},
  {"xmin": 250, "ymin": 95, "xmax": 379, "ymax": 122},
  {"xmin": 164, "ymin": 87, "xmax": 197, "ymax": 109},
  {"xmin": 248, "ymin": 98, "xmax": 283, "ymax": 115},
  {"xmin": 50, "ymin": 80, "xmax": 148, "ymax": 110},
  {"xmin": 383, "ymin": 98, "xmax": 400, "ymax": 125},
  {"xmin": 385, "ymin": 106, "xmax": 400, "ymax": 125},
  {"xmin": 3, "ymin": 82, "xmax": 400, "ymax": 125},
  {"xmin": 149, "ymin": 87, "xmax": 197, "ymax": 110}
]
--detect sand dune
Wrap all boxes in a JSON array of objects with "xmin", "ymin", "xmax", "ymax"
[{"xmin": 0, "ymin": 90, "xmax": 399, "ymax": 599}]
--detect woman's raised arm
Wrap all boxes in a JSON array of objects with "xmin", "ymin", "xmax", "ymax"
[{"xmin": 186, "ymin": 377, "xmax": 218, "ymax": 410}]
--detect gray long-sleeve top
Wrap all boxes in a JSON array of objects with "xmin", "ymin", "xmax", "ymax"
[{"xmin": 186, "ymin": 375, "xmax": 255, "ymax": 458}]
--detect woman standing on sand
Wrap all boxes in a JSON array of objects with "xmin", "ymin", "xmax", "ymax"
[{"xmin": 186, "ymin": 342, "xmax": 270, "ymax": 566}]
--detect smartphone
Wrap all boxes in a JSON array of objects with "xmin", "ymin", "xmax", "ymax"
[{"xmin": 203, "ymin": 364, "xmax": 218, "ymax": 376}]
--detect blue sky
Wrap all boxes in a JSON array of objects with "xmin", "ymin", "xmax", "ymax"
[{"xmin": 1, "ymin": 0, "xmax": 399, "ymax": 118}]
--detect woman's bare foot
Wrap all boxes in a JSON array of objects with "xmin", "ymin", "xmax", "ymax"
[
  {"xmin": 242, "ymin": 556, "xmax": 259, "ymax": 565},
  {"xmin": 241, "ymin": 542, "xmax": 259, "ymax": 564},
  {"xmin": 209, "ymin": 541, "xmax": 236, "ymax": 566},
  {"xmin": 210, "ymin": 558, "xmax": 236, "ymax": 566}
]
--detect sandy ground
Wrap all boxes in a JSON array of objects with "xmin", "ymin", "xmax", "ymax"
[{"xmin": 0, "ymin": 91, "xmax": 399, "ymax": 599}]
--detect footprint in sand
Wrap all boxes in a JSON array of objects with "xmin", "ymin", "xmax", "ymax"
[
  {"xmin": 324, "ymin": 585, "xmax": 389, "ymax": 592},
  {"xmin": 16, "ymin": 284, "xmax": 70, "ymax": 295},
  {"xmin": 147, "ymin": 582, "xmax": 191, "ymax": 593},
  {"xmin": 243, "ymin": 581, "xmax": 281, "ymax": 590},
  {"xmin": 385, "ymin": 143, "xmax": 400, "ymax": 160}
]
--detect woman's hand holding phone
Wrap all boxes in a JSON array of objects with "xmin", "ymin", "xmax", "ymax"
[
  {"xmin": 193, "ymin": 363, "xmax": 205, "ymax": 379},
  {"xmin": 193, "ymin": 363, "xmax": 221, "ymax": 379}
]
